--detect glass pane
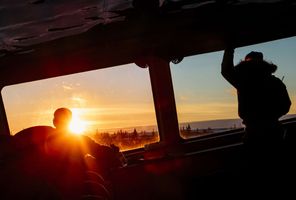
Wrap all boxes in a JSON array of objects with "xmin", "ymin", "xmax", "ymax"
[
  {"xmin": 171, "ymin": 36, "xmax": 296, "ymax": 139},
  {"xmin": 1, "ymin": 63, "xmax": 159, "ymax": 151}
]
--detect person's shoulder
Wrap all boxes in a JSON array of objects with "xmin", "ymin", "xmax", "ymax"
[
  {"xmin": 80, "ymin": 134, "xmax": 94, "ymax": 142},
  {"xmin": 14, "ymin": 125, "xmax": 55, "ymax": 145},
  {"xmin": 269, "ymin": 75, "xmax": 286, "ymax": 86},
  {"xmin": 80, "ymin": 135, "xmax": 101, "ymax": 144},
  {"xmin": 80, "ymin": 135, "xmax": 111, "ymax": 150}
]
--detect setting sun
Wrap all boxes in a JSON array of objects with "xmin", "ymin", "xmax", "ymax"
[{"xmin": 69, "ymin": 109, "xmax": 86, "ymax": 135}]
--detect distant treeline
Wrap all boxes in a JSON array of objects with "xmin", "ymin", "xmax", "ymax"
[
  {"xmin": 92, "ymin": 129, "xmax": 159, "ymax": 151},
  {"xmin": 88, "ymin": 123, "xmax": 241, "ymax": 150}
]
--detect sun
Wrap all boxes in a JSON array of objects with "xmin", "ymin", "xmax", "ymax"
[{"xmin": 69, "ymin": 109, "xmax": 86, "ymax": 135}]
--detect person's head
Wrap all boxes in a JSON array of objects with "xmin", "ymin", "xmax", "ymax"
[
  {"xmin": 235, "ymin": 51, "xmax": 277, "ymax": 77},
  {"xmin": 53, "ymin": 107, "xmax": 72, "ymax": 132},
  {"xmin": 244, "ymin": 51, "xmax": 263, "ymax": 62}
]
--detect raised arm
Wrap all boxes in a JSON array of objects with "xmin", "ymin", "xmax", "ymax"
[{"xmin": 221, "ymin": 48, "xmax": 237, "ymax": 87}]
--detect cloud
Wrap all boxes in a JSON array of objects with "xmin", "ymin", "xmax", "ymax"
[
  {"xmin": 71, "ymin": 96, "xmax": 86, "ymax": 104},
  {"xmin": 62, "ymin": 85, "xmax": 73, "ymax": 90}
]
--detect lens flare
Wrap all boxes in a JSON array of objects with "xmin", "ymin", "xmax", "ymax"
[{"xmin": 69, "ymin": 109, "xmax": 86, "ymax": 135}]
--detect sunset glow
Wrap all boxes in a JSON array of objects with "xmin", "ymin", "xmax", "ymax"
[
  {"xmin": 69, "ymin": 109, "xmax": 87, "ymax": 135},
  {"xmin": 2, "ymin": 37, "xmax": 296, "ymax": 139}
]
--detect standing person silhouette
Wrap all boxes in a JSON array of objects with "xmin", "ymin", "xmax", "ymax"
[{"xmin": 221, "ymin": 48, "xmax": 291, "ymax": 163}]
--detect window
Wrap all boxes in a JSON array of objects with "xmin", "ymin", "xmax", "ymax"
[
  {"xmin": 1, "ymin": 63, "xmax": 159, "ymax": 151},
  {"xmin": 171, "ymin": 36, "xmax": 296, "ymax": 139}
]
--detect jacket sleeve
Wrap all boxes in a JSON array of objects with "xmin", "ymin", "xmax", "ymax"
[
  {"xmin": 83, "ymin": 136, "xmax": 126, "ymax": 169},
  {"xmin": 221, "ymin": 48, "xmax": 237, "ymax": 88}
]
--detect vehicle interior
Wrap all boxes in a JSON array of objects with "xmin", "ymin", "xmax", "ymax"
[{"xmin": 1, "ymin": 0, "xmax": 296, "ymax": 199}]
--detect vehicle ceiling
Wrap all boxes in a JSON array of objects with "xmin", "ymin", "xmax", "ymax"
[{"xmin": 0, "ymin": 0, "xmax": 296, "ymax": 86}]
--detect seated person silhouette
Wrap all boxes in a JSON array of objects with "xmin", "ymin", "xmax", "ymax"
[
  {"xmin": 45, "ymin": 107, "xmax": 125, "ymax": 199},
  {"xmin": 47, "ymin": 107, "xmax": 125, "ymax": 172}
]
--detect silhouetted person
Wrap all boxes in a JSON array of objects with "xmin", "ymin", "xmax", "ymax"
[
  {"xmin": 48, "ymin": 107, "xmax": 125, "ymax": 171},
  {"xmin": 222, "ymin": 48, "xmax": 291, "ymax": 148},
  {"xmin": 46, "ymin": 107, "xmax": 126, "ymax": 199},
  {"xmin": 221, "ymin": 48, "xmax": 291, "ymax": 184}
]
